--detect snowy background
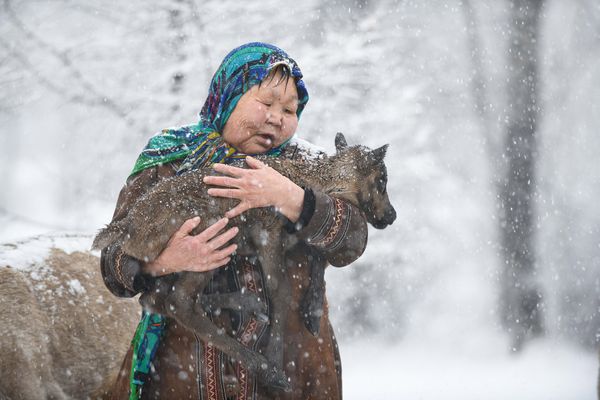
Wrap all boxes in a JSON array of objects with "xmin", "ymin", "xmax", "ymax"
[{"xmin": 1, "ymin": 0, "xmax": 599, "ymax": 399}]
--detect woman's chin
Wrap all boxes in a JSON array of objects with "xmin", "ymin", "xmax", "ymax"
[{"xmin": 239, "ymin": 142, "xmax": 272, "ymax": 154}]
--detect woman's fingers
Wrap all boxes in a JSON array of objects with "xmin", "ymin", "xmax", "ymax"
[
  {"xmin": 175, "ymin": 216, "xmax": 201, "ymax": 238},
  {"xmin": 212, "ymin": 163, "xmax": 246, "ymax": 177},
  {"xmin": 213, "ymin": 244, "xmax": 238, "ymax": 260},
  {"xmin": 206, "ymin": 227, "xmax": 239, "ymax": 250},
  {"xmin": 225, "ymin": 202, "xmax": 251, "ymax": 219},
  {"xmin": 148, "ymin": 217, "xmax": 238, "ymax": 276},
  {"xmin": 206, "ymin": 157, "xmax": 275, "ymax": 218},
  {"xmin": 203, "ymin": 175, "xmax": 239, "ymax": 188},
  {"xmin": 245, "ymin": 156, "xmax": 266, "ymax": 169},
  {"xmin": 207, "ymin": 187, "xmax": 242, "ymax": 199},
  {"xmin": 189, "ymin": 256, "xmax": 232, "ymax": 273},
  {"xmin": 207, "ymin": 256, "xmax": 232, "ymax": 271},
  {"xmin": 189, "ymin": 244, "xmax": 236, "ymax": 273},
  {"xmin": 195, "ymin": 217, "xmax": 230, "ymax": 241}
]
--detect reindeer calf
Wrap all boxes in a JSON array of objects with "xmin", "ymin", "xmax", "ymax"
[{"xmin": 93, "ymin": 133, "xmax": 396, "ymax": 391}]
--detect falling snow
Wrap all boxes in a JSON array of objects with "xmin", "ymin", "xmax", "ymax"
[{"xmin": 1, "ymin": 0, "xmax": 599, "ymax": 399}]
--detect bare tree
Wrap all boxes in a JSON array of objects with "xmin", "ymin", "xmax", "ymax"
[
  {"xmin": 1, "ymin": 0, "xmax": 135, "ymax": 124},
  {"xmin": 461, "ymin": 0, "xmax": 545, "ymax": 351},
  {"xmin": 461, "ymin": 0, "xmax": 496, "ymax": 155},
  {"xmin": 499, "ymin": 0, "xmax": 545, "ymax": 351}
]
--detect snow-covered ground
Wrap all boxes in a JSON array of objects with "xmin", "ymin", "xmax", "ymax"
[
  {"xmin": 1, "ymin": 224, "xmax": 596, "ymax": 400},
  {"xmin": 342, "ymin": 337, "xmax": 597, "ymax": 400}
]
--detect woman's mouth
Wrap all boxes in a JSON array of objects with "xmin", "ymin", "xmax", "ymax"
[{"xmin": 256, "ymin": 133, "xmax": 275, "ymax": 147}]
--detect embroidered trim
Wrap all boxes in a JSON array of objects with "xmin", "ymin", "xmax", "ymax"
[
  {"xmin": 243, "ymin": 261, "xmax": 258, "ymax": 294},
  {"xmin": 233, "ymin": 259, "xmax": 269, "ymax": 400},
  {"xmin": 114, "ymin": 249, "xmax": 133, "ymax": 291},
  {"xmin": 312, "ymin": 198, "xmax": 346, "ymax": 248},
  {"xmin": 195, "ymin": 333, "xmax": 202, "ymax": 400},
  {"xmin": 236, "ymin": 363, "xmax": 249, "ymax": 400},
  {"xmin": 309, "ymin": 195, "xmax": 334, "ymax": 243},
  {"xmin": 204, "ymin": 344, "xmax": 222, "ymax": 400},
  {"xmin": 236, "ymin": 261, "xmax": 258, "ymax": 400},
  {"xmin": 239, "ymin": 317, "xmax": 259, "ymax": 345},
  {"xmin": 326, "ymin": 199, "xmax": 352, "ymax": 251}
]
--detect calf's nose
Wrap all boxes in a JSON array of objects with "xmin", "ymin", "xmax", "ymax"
[{"xmin": 385, "ymin": 207, "xmax": 397, "ymax": 224}]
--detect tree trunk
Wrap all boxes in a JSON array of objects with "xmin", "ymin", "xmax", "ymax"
[
  {"xmin": 499, "ymin": 0, "xmax": 545, "ymax": 351},
  {"xmin": 461, "ymin": 0, "xmax": 493, "ymax": 146},
  {"xmin": 167, "ymin": 0, "xmax": 187, "ymax": 101}
]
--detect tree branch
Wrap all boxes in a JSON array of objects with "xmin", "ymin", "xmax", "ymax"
[{"xmin": 2, "ymin": 0, "xmax": 137, "ymax": 126}]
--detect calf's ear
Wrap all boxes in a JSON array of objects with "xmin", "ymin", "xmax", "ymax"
[
  {"xmin": 370, "ymin": 144, "xmax": 388, "ymax": 163},
  {"xmin": 335, "ymin": 132, "xmax": 348, "ymax": 152}
]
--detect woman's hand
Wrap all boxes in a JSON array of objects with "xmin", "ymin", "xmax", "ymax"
[
  {"xmin": 143, "ymin": 216, "xmax": 238, "ymax": 277},
  {"xmin": 203, "ymin": 156, "xmax": 304, "ymax": 222}
]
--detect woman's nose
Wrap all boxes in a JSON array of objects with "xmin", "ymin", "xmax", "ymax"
[{"xmin": 266, "ymin": 109, "xmax": 282, "ymax": 126}]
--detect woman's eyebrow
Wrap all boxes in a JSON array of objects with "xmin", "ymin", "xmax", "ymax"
[
  {"xmin": 280, "ymin": 91, "xmax": 298, "ymax": 103},
  {"xmin": 284, "ymin": 95, "xmax": 298, "ymax": 105},
  {"xmin": 265, "ymin": 87, "xmax": 298, "ymax": 103}
]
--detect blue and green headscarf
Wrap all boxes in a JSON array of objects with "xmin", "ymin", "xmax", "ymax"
[
  {"xmin": 128, "ymin": 42, "xmax": 308, "ymax": 400},
  {"xmin": 130, "ymin": 42, "xmax": 309, "ymax": 177}
]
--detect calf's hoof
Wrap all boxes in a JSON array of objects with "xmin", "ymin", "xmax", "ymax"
[
  {"xmin": 238, "ymin": 292, "xmax": 268, "ymax": 316},
  {"xmin": 303, "ymin": 314, "xmax": 321, "ymax": 336},
  {"xmin": 139, "ymin": 291, "xmax": 157, "ymax": 312},
  {"xmin": 259, "ymin": 366, "xmax": 291, "ymax": 392},
  {"xmin": 300, "ymin": 294, "xmax": 323, "ymax": 336}
]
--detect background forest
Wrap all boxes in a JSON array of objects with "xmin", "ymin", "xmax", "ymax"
[{"xmin": 1, "ymin": 0, "xmax": 599, "ymax": 398}]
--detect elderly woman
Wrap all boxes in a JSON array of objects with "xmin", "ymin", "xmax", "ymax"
[{"xmin": 101, "ymin": 43, "xmax": 368, "ymax": 400}]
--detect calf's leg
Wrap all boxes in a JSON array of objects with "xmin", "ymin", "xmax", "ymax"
[
  {"xmin": 140, "ymin": 272, "xmax": 289, "ymax": 390},
  {"xmin": 255, "ymin": 239, "xmax": 293, "ymax": 392}
]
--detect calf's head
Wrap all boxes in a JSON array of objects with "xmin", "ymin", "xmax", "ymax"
[{"xmin": 333, "ymin": 133, "xmax": 396, "ymax": 229}]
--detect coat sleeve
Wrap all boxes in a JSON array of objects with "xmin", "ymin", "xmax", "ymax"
[
  {"xmin": 280, "ymin": 143, "xmax": 369, "ymax": 267},
  {"xmin": 295, "ymin": 190, "xmax": 368, "ymax": 267},
  {"xmin": 99, "ymin": 164, "xmax": 174, "ymax": 297}
]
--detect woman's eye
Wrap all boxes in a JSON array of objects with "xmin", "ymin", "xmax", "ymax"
[
  {"xmin": 285, "ymin": 109, "xmax": 295, "ymax": 114},
  {"xmin": 377, "ymin": 178, "xmax": 387, "ymax": 193},
  {"xmin": 258, "ymin": 99, "xmax": 272, "ymax": 106}
]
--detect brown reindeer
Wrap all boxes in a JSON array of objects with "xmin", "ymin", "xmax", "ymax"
[
  {"xmin": 92, "ymin": 132, "xmax": 396, "ymax": 391},
  {"xmin": 0, "ymin": 244, "xmax": 139, "ymax": 400}
]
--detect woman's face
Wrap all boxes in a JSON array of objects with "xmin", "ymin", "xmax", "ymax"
[{"xmin": 222, "ymin": 70, "xmax": 299, "ymax": 154}]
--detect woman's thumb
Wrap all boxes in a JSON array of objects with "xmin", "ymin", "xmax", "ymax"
[{"xmin": 245, "ymin": 156, "xmax": 265, "ymax": 169}]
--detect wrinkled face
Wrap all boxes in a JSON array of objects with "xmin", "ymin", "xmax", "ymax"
[{"xmin": 222, "ymin": 70, "xmax": 299, "ymax": 154}]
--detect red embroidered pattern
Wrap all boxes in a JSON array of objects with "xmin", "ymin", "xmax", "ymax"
[
  {"xmin": 238, "ymin": 260, "xmax": 260, "ymax": 400},
  {"xmin": 236, "ymin": 363, "xmax": 249, "ymax": 400},
  {"xmin": 243, "ymin": 260, "xmax": 259, "ymax": 293},
  {"xmin": 205, "ymin": 344, "xmax": 219, "ymax": 400},
  {"xmin": 314, "ymin": 198, "xmax": 345, "ymax": 247},
  {"xmin": 240, "ymin": 318, "xmax": 258, "ymax": 345},
  {"xmin": 114, "ymin": 250, "xmax": 130, "ymax": 290},
  {"xmin": 199, "ymin": 258, "xmax": 271, "ymax": 400},
  {"xmin": 237, "ymin": 316, "xmax": 260, "ymax": 400}
]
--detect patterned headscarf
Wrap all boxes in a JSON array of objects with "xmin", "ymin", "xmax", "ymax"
[{"xmin": 130, "ymin": 42, "xmax": 309, "ymax": 177}]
